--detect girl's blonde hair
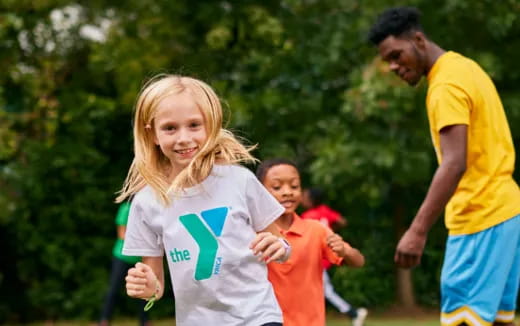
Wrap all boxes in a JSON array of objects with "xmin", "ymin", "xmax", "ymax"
[{"xmin": 116, "ymin": 74, "xmax": 257, "ymax": 205}]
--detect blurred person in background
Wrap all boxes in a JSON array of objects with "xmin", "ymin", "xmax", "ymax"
[
  {"xmin": 99, "ymin": 201, "xmax": 150, "ymax": 326},
  {"xmin": 301, "ymin": 187, "xmax": 368, "ymax": 326}
]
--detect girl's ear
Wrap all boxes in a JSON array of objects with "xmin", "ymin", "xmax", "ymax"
[{"xmin": 146, "ymin": 123, "xmax": 159, "ymax": 145}]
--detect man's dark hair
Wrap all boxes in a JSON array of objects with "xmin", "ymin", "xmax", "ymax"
[
  {"xmin": 255, "ymin": 158, "xmax": 299, "ymax": 183},
  {"xmin": 307, "ymin": 187, "xmax": 325, "ymax": 206},
  {"xmin": 368, "ymin": 7, "xmax": 423, "ymax": 45}
]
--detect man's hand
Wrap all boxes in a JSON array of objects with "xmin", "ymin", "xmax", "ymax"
[{"xmin": 394, "ymin": 228, "xmax": 427, "ymax": 268}]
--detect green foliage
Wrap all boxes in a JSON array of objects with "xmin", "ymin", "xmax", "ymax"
[{"xmin": 1, "ymin": 0, "xmax": 519, "ymax": 322}]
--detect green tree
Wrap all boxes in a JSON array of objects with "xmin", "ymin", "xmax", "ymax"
[{"xmin": 1, "ymin": 0, "xmax": 519, "ymax": 322}]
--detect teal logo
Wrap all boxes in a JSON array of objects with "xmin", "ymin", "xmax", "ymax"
[
  {"xmin": 179, "ymin": 207, "xmax": 228, "ymax": 280},
  {"xmin": 169, "ymin": 248, "xmax": 191, "ymax": 262}
]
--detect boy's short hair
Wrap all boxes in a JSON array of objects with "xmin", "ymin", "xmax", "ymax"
[
  {"xmin": 256, "ymin": 158, "xmax": 299, "ymax": 183},
  {"xmin": 307, "ymin": 187, "xmax": 325, "ymax": 206},
  {"xmin": 368, "ymin": 7, "xmax": 423, "ymax": 45}
]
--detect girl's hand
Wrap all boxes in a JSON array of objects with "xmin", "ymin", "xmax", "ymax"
[
  {"xmin": 125, "ymin": 262, "xmax": 158, "ymax": 299},
  {"xmin": 327, "ymin": 233, "xmax": 348, "ymax": 257},
  {"xmin": 250, "ymin": 232, "xmax": 289, "ymax": 264}
]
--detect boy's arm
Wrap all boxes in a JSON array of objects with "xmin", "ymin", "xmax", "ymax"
[
  {"xmin": 340, "ymin": 242, "xmax": 365, "ymax": 267},
  {"xmin": 331, "ymin": 216, "xmax": 348, "ymax": 230},
  {"xmin": 327, "ymin": 233, "xmax": 365, "ymax": 267}
]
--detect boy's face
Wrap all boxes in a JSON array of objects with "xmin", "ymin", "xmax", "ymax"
[
  {"xmin": 378, "ymin": 33, "xmax": 427, "ymax": 86},
  {"xmin": 153, "ymin": 92, "xmax": 208, "ymax": 177},
  {"xmin": 263, "ymin": 164, "xmax": 302, "ymax": 216}
]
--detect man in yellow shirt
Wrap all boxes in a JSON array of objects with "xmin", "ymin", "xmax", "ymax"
[{"xmin": 369, "ymin": 7, "xmax": 520, "ymax": 326}]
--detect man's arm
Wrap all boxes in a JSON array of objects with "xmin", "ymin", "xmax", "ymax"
[{"xmin": 395, "ymin": 124, "xmax": 467, "ymax": 268}]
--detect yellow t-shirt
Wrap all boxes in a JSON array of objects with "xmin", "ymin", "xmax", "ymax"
[{"xmin": 426, "ymin": 51, "xmax": 520, "ymax": 235}]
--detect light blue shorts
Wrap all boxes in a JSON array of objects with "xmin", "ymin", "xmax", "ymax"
[{"xmin": 440, "ymin": 214, "xmax": 520, "ymax": 326}]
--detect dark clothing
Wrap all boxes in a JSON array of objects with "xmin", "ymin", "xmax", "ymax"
[{"xmin": 99, "ymin": 257, "xmax": 148, "ymax": 325}]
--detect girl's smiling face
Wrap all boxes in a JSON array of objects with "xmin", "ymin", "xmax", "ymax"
[
  {"xmin": 262, "ymin": 164, "xmax": 302, "ymax": 216},
  {"xmin": 153, "ymin": 91, "xmax": 208, "ymax": 177}
]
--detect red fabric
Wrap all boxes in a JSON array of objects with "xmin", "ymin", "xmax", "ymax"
[
  {"xmin": 301, "ymin": 204, "xmax": 341, "ymax": 228},
  {"xmin": 301, "ymin": 205, "xmax": 343, "ymax": 269}
]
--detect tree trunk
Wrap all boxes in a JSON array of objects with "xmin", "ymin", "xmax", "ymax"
[
  {"xmin": 396, "ymin": 268, "xmax": 416, "ymax": 308},
  {"xmin": 392, "ymin": 186, "xmax": 417, "ymax": 309}
]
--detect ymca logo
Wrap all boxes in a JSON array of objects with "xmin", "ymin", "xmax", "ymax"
[{"xmin": 179, "ymin": 207, "xmax": 228, "ymax": 281}]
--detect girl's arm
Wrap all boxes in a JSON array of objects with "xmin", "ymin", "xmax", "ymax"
[
  {"xmin": 327, "ymin": 233, "xmax": 365, "ymax": 267},
  {"xmin": 262, "ymin": 221, "xmax": 283, "ymax": 237},
  {"xmin": 249, "ymin": 221, "xmax": 291, "ymax": 264},
  {"xmin": 125, "ymin": 257, "xmax": 165, "ymax": 301}
]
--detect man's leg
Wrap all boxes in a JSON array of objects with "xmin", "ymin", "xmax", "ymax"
[
  {"xmin": 454, "ymin": 323, "xmax": 515, "ymax": 326},
  {"xmin": 494, "ymin": 215, "xmax": 520, "ymax": 326},
  {"xmin": 441, "ymin": 216, "xmax": 520, "ymax": 326}
]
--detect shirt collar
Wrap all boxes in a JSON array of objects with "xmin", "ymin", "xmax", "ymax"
[
  {"xmin": 427, "ymin": 51, "xmax": 456, "ymax": 83},
  {"xmin": 280, "ymin": 213, "xmax": 306, "ymax": 237}
]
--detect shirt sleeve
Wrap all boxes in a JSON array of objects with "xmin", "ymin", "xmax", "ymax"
[
  {"xmin": 428, "ymin": 83, "xmax": 471, "ymax": 132},
  {"xmin": 245, "ymin": 171, "xmax": 285, "ymax": 232},
  {"xmin": 122, "ymin": 198, "xmax": 164, "ymax": 257},
  {"xmin": 115, "ymin": 201, "xmax": 131, "ymax": 226}
]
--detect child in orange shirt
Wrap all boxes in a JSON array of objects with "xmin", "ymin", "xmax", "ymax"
[{"xmin": 256, "ymin": 158, "xmax": 365, "ymax": 326}]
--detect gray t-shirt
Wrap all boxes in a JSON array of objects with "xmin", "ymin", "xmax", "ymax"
[{"xmin": 123, "ymin": 164, "xmax": 284, "ymax": 326}]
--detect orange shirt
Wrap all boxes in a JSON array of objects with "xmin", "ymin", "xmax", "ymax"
[
  {"xmin": 301, "ymin": 204, "xmax": 343, "ymax": 270},
  {"xmin": 268, "ymin": 214, "xmax": 343, "ymax": 326}
]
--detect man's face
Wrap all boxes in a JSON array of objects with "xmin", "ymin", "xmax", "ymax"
[{"xmin": 378, "ymin": 35, "xmax": 426, "ymax": 86}]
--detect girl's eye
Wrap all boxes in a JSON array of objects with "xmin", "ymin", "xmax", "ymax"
[
  {"xmin": 190, "ymin": 122, "xmax": 202, "ymax": 128},
  {"xmin": 272, "ymin": 186, "xmax": 281, "ymax": 191}
]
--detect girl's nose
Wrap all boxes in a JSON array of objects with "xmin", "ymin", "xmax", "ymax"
[
  {"xmin": 281, "ymin": 187, "xmax": 292, "ymax": 196},
  {"xmin": 177, "ymin": 128, "xmax": 190, "ymax": 142}
]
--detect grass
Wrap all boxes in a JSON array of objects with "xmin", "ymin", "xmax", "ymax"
[
  {"xmin": 14, "ymin": 313, "xmax": 441, "ymax": 326},
  {"xmin": 332, "ymin": 314, "xmax": 440, "ymax": 326},
  {"xmin": 21, "ymin": 310, "xmax": 520, "ymax": 326}
]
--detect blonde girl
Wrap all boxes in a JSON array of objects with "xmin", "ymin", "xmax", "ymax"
[{"xmin": 117, "ymin": 75, "xmax": 290, "ymax": 326}]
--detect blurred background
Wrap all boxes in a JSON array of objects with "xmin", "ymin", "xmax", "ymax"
[{"xmin": 1, "ymin": 0, "xmax": 519, "ymax": 323}]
